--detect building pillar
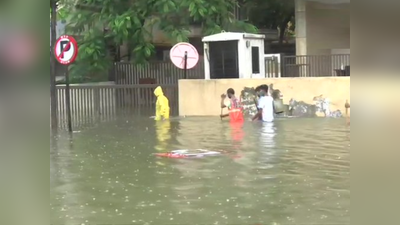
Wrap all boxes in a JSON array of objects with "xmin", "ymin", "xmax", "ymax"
[
  {"xmin": 203, "ymin": 43, "xmax": 210, "ymax": 79},
  {"xmin": 295, "ymin": 0, "xmax": 307, "ymax": 56}
]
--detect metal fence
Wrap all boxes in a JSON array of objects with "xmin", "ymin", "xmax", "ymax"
[
  {"xmin": 56, "ymin": 84, "xmax": 178, "ymax": 129},
  {"xmin": 114, "ymin": 58, "xmax": 205, "ymax": 85},
  {"xmin": 282, "ymin": 54, "xmax": 350, "ymax": 77},
  {"xmin": 265, "ymin": 56, "xmax": 281, "ymax": 78}
]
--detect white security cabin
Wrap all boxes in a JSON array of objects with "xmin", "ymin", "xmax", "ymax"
[{"xmin": 202, "ymin": 32, "xmax": 266, "ymax": 79}]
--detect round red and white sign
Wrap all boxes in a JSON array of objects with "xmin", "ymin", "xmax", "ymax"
[
  {"xmin": 170, "ymin": 42, "xmax": 199, "ymax": 69},
  {"xmin": 54, "ymin": 35, "xmax": 78, "ymax": 65}
]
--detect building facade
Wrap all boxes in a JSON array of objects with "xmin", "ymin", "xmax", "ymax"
[{"xmin": 295, "ymin": 0, "xmax": 350, "ymax": 55}]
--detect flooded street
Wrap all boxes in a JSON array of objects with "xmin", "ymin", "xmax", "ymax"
[{"xmin": 50, "ymin": 117, "xmax": 350, "ymax": 224}]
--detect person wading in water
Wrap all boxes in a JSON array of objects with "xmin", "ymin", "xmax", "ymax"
[
  {"xmin": 252, "ymin": 85, "xmax": 274, "ymax": 122},
  {"xmin": 153, "ymin": 86, "xmax": 170, "ymax": 121},
  {"xmin": 220, "ymin": 88, "xmax": 244, "ymax": 123}
]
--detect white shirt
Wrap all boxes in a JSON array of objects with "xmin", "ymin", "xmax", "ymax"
[{"xmin": 258, "ymin": 96, "xmax": 274, "ymax": 122}]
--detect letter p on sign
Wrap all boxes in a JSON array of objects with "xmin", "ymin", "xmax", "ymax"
[{"xmin": 54, "ymin": 35, "xmax": 78, "ymax": 65}]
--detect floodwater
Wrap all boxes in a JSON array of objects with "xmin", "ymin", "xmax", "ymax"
[{"xmin": 50, "ymin": 117, "xmax": 350, "ymax": 225}]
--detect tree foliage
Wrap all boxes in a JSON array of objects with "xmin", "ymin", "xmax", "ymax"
[
  {"xmin": 244, "ymin": 0, "xmax": 295, "ymax": 43},
  {"xmin": 61, "ymin": 0, "xmax": 257, "ymax": 80},
  {"xmin": 50, "ymin": 0, "xmax": 71, "ymax": 21}
]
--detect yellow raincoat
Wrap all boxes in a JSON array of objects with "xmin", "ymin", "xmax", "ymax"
[{"xmin": 154, "ymin": 86, "xmax": 170, "ymax": 120}]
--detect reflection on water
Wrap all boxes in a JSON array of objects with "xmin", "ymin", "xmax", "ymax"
[
  {"xmin": 155, "ymin": 120, "xmax": 171, "ymax": 152},
  {"xmin": 50, "ymin": 117, "xmax": 350, "ymax": 224}
]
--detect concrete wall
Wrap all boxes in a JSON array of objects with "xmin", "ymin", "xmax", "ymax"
[
  {"xmin": 296, "ymin": 0, "xmax": 350, "ymax": 55},
  {"xmin": 306, "ymin": 2, "xmax": 350, "ymax": 55},
  {"xmin": 179, "ymin": 77, "xmax": 350, "ymax": 116}
]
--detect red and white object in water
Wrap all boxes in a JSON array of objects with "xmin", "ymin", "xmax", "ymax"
[{"xmin": 154, "ymin": 149, "xmax": 222, "ymax": 158}]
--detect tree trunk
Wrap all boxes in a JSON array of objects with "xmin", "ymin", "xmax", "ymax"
[
  {"xmin": 127, "ymin": 42, "xmax": 131, "ymax": 61},
  {"xmin": 114, "ymin": 45, "xmax": 121, "ymax": 62},
  {"xmin": 50, "ymin": 0, "xmax": 58, "ymax": 133},
  {"xmin": 278, "ymin": 13, "xmax": 294, "ymax": 45}
]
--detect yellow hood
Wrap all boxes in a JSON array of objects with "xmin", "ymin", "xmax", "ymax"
[{"xmin": 154, "ymin": 86, "xmax": 164, "ymax": 97}]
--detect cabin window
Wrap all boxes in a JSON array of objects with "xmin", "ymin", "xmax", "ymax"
[{"xmin": 251, "ymin": 46, "xmax": 260, "ymax": 74}]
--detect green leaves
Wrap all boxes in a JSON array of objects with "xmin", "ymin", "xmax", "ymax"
[
  {"xmin": 244, "ymin": 0, "xmax": 294, "ymax": 30},
  {"xmin": 62, "ymin": 0, "xmax": 258, "ymax": 82}
]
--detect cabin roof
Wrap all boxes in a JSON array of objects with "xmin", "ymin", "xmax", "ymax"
[{"xmin": 202, "ymin": 32, "xmax": 265, "ymax": 42}]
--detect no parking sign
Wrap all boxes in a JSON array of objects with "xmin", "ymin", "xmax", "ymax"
[
  {"xmin": 53, "ymin": 34, "xmax": 78, "ymax": 133},
  {"xmin": 54, "ymin": 35, "xmax": 78, "ymax": 65}
]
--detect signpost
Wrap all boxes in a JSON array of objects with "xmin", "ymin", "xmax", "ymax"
[
  {"xmin": 169, "ymin": 42, "xmax": 199, "ymax": 79},
  {"xmin": 54, "ymin": 35, "xmax": 78, "ymax": 133}
]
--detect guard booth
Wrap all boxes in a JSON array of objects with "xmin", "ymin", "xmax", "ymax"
[{"xmin": 202, "ymin": 32, "xmax": 266, "ymax": 79}]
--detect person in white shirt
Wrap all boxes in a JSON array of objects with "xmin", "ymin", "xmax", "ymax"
[{"xmin": 252, "ymin": 85, "xmax": 274, "ymax": 122}]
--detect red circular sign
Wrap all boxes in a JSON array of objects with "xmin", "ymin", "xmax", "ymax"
[
  {"xmin": 54, "ymin": 35, "xmax": 78, "ymax": 65},
  {"xmin": 170, "ymin": 42, "xmax": 199, "ymax": 69}
]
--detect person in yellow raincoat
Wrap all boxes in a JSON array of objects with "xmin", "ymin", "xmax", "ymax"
[{"xmin": 154, "ymin": 86, "xmax": 170, "ymax": 120}]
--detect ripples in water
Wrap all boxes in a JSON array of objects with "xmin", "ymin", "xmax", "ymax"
[{"xmin": 51, "ymin": 117, "xmax": 350, "ymax": 224}]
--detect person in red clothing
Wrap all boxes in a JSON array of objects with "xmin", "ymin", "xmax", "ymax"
[{"xmin": 220, "ymin": 88, "xmax": 244, "ymax": 123}]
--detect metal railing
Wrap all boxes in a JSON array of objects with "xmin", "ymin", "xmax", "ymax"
[
  {"xmin": 56, "ymin": 84, "xmax": 178, "ymax": 130},
  {"xmin": 114, "ymin": 58, "xmax": 204, "ymax": 85},
  {"xmin": 265, "ymin": 56, "xmax": 281, "ymax": 78},
  {"xmin": 282, "ymin": 54, "xmax": 350, "ymax": 77}
]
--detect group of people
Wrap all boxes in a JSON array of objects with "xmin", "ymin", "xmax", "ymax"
[
  {"xmin": 220, "ymin": 84, "xmax": 275, "ymax": 123},
  {"xmin": 152, "ymin": 84, "xmax": 278, "ymax": 123}
]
